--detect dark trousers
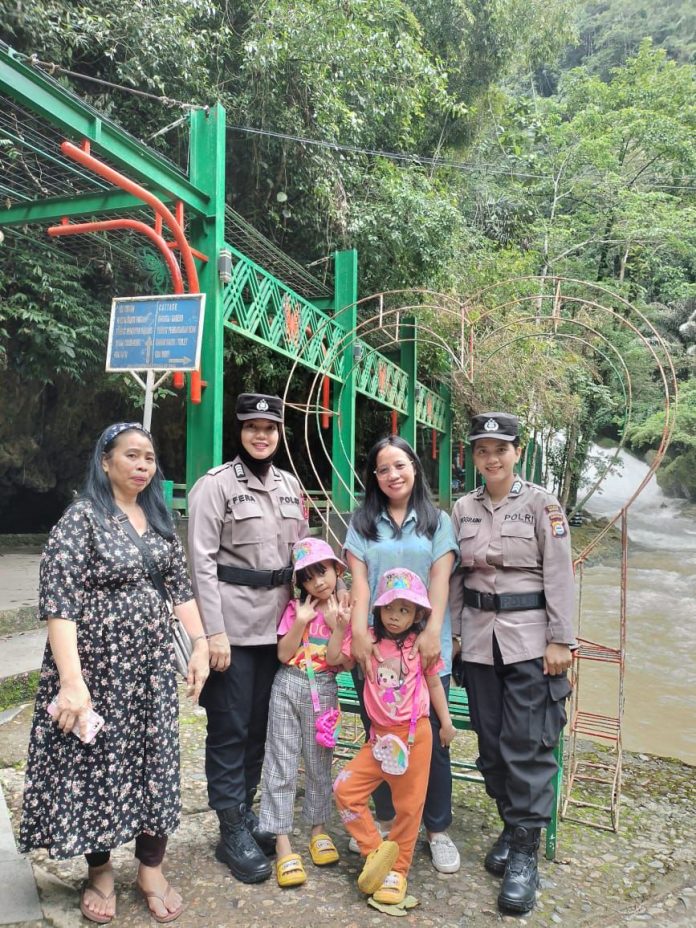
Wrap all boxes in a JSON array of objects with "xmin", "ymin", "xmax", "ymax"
[
  {"xmin": 351, "ymin": 667, "xmax": 453, "ymax": 833},
  {"xmin": 200, "ymin": 644, "xmax": 279, "ymax": 810},
  {"xmin": 85, "ymin": 834, "xmax": 167, "ymax": 868},
  {"xmin": 463, "ymin": 637, "xmax": 570, "ymax": 829}
]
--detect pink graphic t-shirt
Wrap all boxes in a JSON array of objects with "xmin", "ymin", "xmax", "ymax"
[
  {"xmin": 342, "ymin": 631, "xmax": 443, "ymax": 728},
  {"xmin": 277, "ymin": 599, "xmax": 350, "ymax": 673}
]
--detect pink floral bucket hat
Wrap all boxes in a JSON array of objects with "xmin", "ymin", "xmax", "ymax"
[
  {"xmin": 373, "ymin": 567, "xmax": 431, "ymax": 612},
  {"xmin": 292, "ymin": 538, "xmax": 346, "ymax": 573}
]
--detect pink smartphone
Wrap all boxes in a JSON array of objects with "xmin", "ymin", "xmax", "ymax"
[{"xmin": 47, "ymin": 699, "xmax": 105, "ymax": 743}]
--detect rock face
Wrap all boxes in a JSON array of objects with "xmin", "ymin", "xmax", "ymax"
[{"xmin": 0, "ymin": 371, "xmax": 186, "ymax": 531}]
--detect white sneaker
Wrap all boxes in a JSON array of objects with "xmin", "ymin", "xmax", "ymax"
[
  {"xmin": 348, "ymin": 822, "xmax": 390, "ymax": 854},
  {"xmin": 428, "ymin": 833, "xmax": 461, "ymax": 873}
]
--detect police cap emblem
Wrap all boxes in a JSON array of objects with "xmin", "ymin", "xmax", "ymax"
[
  {"xmin": 484, "ymin": 418, "xmax": 499, "ymax": 432},
  {"xmin": 256, "ymin": 399, "xmax": 269, "ymax": 411}
]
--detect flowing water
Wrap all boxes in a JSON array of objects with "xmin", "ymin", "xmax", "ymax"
[{"xmin": 576, "ymin": 445, "xmax": 696, "ymax": 765}]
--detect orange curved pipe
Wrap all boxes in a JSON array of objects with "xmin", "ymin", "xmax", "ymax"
[
  {"xmin": 56, "ymin": 141, "xmax": 203, "ymax": 402},
  {"xmin": 60, "ymin": 141, "xmax": 199, "ymax": 292},
  {"xmin": 48, "ymin": 218, "xmax": 184, "ymax": 292}
]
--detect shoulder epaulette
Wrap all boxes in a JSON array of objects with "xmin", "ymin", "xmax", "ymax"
[{"xmin": 205, "ymin": 462, "xmax": 236, "ymax": 477}]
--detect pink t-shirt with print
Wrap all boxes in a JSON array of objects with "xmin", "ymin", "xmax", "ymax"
[
  {"xmin": 277, "ymin": 599, "xmax": 350, "ymax": 673},
  {"xmin": 342, "ymin": 630, "xmax": 443, "ymax": 728}
]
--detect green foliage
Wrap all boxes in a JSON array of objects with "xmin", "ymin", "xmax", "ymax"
[
  {"xmin": 0, "ymin": 237, "xmax": 107, "ymax": 381},
  {"xmin": 1, "ymin": 0, "xmax": 695, "ymax": 518},
  {"xmin": 563, "ymin": 0, "xmax": 696, "ymax": 77},
  {"xmin": 627, "ymin": 381, "xmax": 696, "ymax": 498}
]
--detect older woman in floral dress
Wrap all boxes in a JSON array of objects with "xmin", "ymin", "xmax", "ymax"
[{"xmin": 19, "ymin": 422, "xmax": 209, "ymax": 924}]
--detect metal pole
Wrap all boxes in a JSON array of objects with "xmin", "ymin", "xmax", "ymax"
[
  {"xmin": 330, "ymin": 249, "xmax": 358, "ymax": 512},
  {"xmin": 143, "ymin": 369, "xmax": 155, "ymax": 431}
]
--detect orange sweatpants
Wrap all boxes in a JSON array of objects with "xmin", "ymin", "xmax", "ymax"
[{"xmin": 333, "ymin": 717, "xmax": 432, "ymax": 875}]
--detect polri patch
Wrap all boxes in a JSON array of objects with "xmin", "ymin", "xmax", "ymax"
[{"xmin": 545, "ymin": 504, "xmax": 567, "ymax": 537}]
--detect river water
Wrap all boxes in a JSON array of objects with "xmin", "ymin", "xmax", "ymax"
[{"xmin": 577, "ymin": 446, "xmax": 696, "ymax": 765}]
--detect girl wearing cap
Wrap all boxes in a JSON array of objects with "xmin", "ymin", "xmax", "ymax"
[
  {"xmin": 331, "ymin": 568, "xmax": 456, "ymax": 906},
  {"xmin": 450, "ymin": 412, "xmax": 575, "ymax": 915},
  {"xmin": 20, "ymin": 423, "xmax": 209, "ymax": 924},
  {"xmin": 187, "ymin": 394, "xmax": 310, "ymax": 885},
  {"xmin": 344, "ymin": 436, "xmax": 460, "ymax": 873},
  {"xmin": 258, "ymin": 538, "xmax": 352, "ymax": 887}
]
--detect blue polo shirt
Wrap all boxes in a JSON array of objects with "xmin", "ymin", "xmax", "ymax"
[{"xmin": 343, "ymin": 509, "xmax": 459, "ymax": 674}]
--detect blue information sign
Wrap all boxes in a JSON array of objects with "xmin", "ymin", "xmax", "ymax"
[{"xmin": 106, "ymin": 293, "xmax": 205, "ymax": 371}]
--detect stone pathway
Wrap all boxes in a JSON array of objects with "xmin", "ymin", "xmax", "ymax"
[
  {"xmin": 0, "ymin": 552, "xmax": 40, "ymax": 613},
  {"xmin": 0, "ymin": 697, "xmax": 693, "ymax": 928}
]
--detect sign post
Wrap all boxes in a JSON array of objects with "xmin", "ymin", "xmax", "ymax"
[{"xmin": 106, "ymin": 294, "xmax": 205, "ymax": 430}]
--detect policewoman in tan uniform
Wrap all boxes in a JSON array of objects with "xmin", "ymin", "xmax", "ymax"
[
  {"xmin": 188, "ymin": 394, "xmax": 308, "ymax": 884},
  {"xmin": 449, "ymin": 412, "xmax": 575, "ymax": 915}
]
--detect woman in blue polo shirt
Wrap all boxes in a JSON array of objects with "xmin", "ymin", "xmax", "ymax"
[{"xmin": 344, "ymin": 435, "xmax": 460, "ymax": 874}]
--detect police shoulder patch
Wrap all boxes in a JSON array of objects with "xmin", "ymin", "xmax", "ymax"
[
  {"xmin": 234, "ymin": 462, "xmax": 246, "ymax": 479},
  {"xmin": 544, "ymin": 504, "xmax": 567, "ymax": 537},
  {"xmin": 509, "ymin": 479, "xmax": 523, "ymax": 495}
]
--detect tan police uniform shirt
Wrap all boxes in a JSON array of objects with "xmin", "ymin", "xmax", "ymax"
[
  {"xmin": 187, "ymin": 457, "xmax": 309, "ymax": 646},
  {"xmin": 450, "ymin": 479, "xmax": 576, "ymax": 665}
]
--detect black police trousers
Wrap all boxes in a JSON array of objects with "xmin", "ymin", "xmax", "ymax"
[
  {"xmin": 463, "ymin": 636, "xmax": 571, "ymax": 829},
  {"xmin": 200, "ymin": 644, "xmax": 279, "ymax": 811}
]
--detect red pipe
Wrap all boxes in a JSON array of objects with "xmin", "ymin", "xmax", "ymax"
[
  {"xmin": 58, "ymin": 141, "xmax": 204, "ymax": 403},
  {"xmin": 321, "ymin": 376, "xmax": 330, "ymax": 429},
  {"xmin": 431, "ymin": 429, "xmax": 437, "ymax": 460},
  {"xmin": 48, "ymin": 218, "xmax": 184, "ymax": 291},
  {"xmin": 391, "ymin": 410, "xmax": 398, "ymax": 435},
  {"xmin": 60, "ymin": 141, "xmax": 200, "ymax": 292}
]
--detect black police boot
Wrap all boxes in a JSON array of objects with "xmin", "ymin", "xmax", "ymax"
[
  {"xmin": 215, "ymin": 805, "xmax": 272, "ymax": 883},
  {"xmin": 484, "ymin": 823, "xmax": 515, "ymax": 876},
  {"xmin": 497, "ymin": 826, "xmax": 540, "ymax": 914},
  {"xmin": 244, "ymin": 804, "xmax": 276, "ymax": 857}
]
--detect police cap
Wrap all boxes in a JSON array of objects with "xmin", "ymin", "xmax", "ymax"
[
  {"xmin": 236, "ymin": 393, "xmax": 283, "ymax": 423},
  {"xmin": 468, "ymin": 411, "xmax": 519, "ymax": 442}
]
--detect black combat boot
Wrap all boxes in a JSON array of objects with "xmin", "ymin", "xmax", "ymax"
[
  {"xmin": 497, "ymin": 826, "xmax": 540, "ymax": 914},
  {"xmin": 244, "ymin": 804, "xmax": 276, "ymax": 857},
  {"xmin": 216, "ymin": 805, "xmax": 272, "ymax": 883},
  {"xmin": 484, "ymin": 823, "xmax": 515, "ymax": 876}
]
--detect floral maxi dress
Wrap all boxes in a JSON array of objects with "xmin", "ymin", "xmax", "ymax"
[{"xmin": 19, "ymin": 500, "xmax": 194, "ymax": 859}]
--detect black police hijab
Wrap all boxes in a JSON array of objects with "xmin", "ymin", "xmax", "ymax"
[{"xmin": 234, "ymin": 393, "xmax": 284, "ymax": 479}]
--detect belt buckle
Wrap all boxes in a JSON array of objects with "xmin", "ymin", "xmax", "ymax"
[{"xmin": 480, "ymin": 592, "xmax": 497, "ymax": 612}]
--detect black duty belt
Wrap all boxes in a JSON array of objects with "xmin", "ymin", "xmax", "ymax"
[
  {"xmin": 217, "ymin": 564, "xmax": 293, "ymax": 588},
  {"xmin": 462, "ymin": 587, "xmax": 546, "ymax": 612}
]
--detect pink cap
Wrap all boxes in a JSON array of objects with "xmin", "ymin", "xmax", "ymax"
[
  {"xmin": 292, "ymin": 538, "xmax": 346, "ymax": 573},
  {"xmin": 373, "ymin": 568, "xmax": 431, "ymax": 612}
]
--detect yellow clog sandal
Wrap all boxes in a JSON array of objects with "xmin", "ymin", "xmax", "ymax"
[
  {"xmin": 309, "ymin": 833, "xmax": 340, "ymax": 866},
  {"xmin": 357, "ymin": 840, "xmax": 400, "ymax": 895},
  {"xmin": 372, "ymin": 870, "xmax": 407, "ymax": 905},
  {"xmin": 276, "ymin": 854, "xmax": 307, "ymax": 888}
]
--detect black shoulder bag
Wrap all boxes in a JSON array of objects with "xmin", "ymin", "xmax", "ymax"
[{"xmin": 114, "ymin": 512, "xmax": 192, "ymax": 677}]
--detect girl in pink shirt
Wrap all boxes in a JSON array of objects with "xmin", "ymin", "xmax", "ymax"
[
  {"xmin": 330, "ymin": 568, "xmax": 455, "ymax": 906},
  {"xmin": 259, "ymin": 539, "xmax": 352, "ymax": 889}
]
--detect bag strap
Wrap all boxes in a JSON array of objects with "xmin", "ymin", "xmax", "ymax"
[
  {"xmin": 302, "ymin": 627, "xmax": 323, "ymax": 715},
  {"xmin": 114, "ymin": 511, "xmax": 171, "ymax": 606},
  {"xmin": 407, "ymin": 664, "xmax": 422, "ymax": 748}
]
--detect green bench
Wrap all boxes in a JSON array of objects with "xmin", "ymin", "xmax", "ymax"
[{"xmin": 336, "ymin": 671, "xmax": 562, "ymax": 860}]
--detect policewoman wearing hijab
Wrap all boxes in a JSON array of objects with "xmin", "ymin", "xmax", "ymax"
[
  {"xmin": 187, "ymin": 394, "xmax": 309, "ymax": 884},
  {"xmin": 449, "ymin": 412, "xmax": 575, "ymax": 916}
]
